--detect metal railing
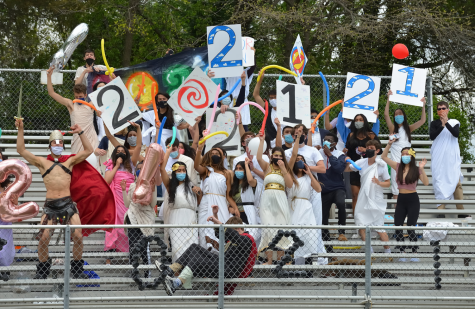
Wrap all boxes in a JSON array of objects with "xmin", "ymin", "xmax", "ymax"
[
  {"xmin": 1, "ymin": 224, "xmax": 474, "ymax": 308},
  {"xmin": 0, "ymin": 69, "xmax": 432, "ymax": 137}
]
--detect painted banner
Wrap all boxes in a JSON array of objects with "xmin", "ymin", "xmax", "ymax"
[
  {"xmin": 342, "ymin": 72, "xmax": 380, "ymax": 123},
  {"xmin": 205, "ymin": 107, "xmax": 240, "ymax": 156},
  {"xmin": 390, "ymin": 64, "xmax": 427, "ymax": 107},
  {"xmin": 242, "ymin": 36, "xmax": 255, "ymax": 67},
  {"xmin": 167, "ymin": 67, "xmax": 221, "ymax": 125},
  {"xmin": 88, "ymin": 77, "xmax": 142, "ymax": 134},
  {"xmin": 276, "ymin": 80, "xmax": 311, "ymax": 128},
  {"xmin": 289, "ymin": 35, "xmax": 308, "ymax": 85},
  {"xmin": 207, "ymin": 24, "xmax": 243, "ymax": 78}
]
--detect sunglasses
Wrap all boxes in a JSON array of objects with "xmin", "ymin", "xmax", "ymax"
[{"xmin": 437, "ymin": 107, "xmax": 447, "ymax": 111}]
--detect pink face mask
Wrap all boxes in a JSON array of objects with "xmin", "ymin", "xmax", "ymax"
[{"xmin": 178, "ymin": 148, "xmax": 185, "ymax": 155}]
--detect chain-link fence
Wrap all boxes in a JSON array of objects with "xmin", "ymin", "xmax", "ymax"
[
  {"xmin": 0, "ymin": 69, "xmax": 432, "ymax": 137},
  {"xmin": 1, "ymin": 224, "xmax": 474, "ymax": 308}
]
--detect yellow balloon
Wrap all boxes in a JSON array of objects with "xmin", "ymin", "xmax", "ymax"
[
  {"xmin": 257, "ymin": 65, "xmax": 298, "ymax": 82},
  {"xmin": 198, "ymin": 131, "xmax": 229, "ymax": 145},
  {"xmin": 101, "ymin": 39, "xmax": 114, "ymax": 76}
]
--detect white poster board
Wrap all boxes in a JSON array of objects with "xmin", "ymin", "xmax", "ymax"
[
  {"xmin": 289, "ymin": 34, "xmax": 308, "ymax": 85},
  {"xmin": 242, "ymin": 36, "xmax": 255, "ymax": 67},
  {"xmin": 207, "ymin": 24, "xmax": 243, "ymax": 78},
  {"xmin": 205, "ymin": 107, "xmax": 241, "ymax": 156},
  {"xmin": 168, "ymin": 67, "xmax": 221, "ymax": 125},
  {"xmin": 276, "ymin": 80, "xmax": 311, "ymax": 129},
  {"xmin": 342, "ymin": 73, "xmax": 380, "ymax": 123},
  {"xmin": 41, "ymin": 71, "xmax": 63, "ymax": 85},
  {"xmin": 390, "ymin": 64, "xmax": 427, "ymax": 107},
  {"xmin": 89, "ymin": 77, "xmax": 142, "ymax": 134}
]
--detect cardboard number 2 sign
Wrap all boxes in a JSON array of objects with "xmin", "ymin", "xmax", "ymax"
[
  {"xmin": 205, "ymin": 107, "xmax": 240, "ymax": 156},
  {"xmin": 89, "ymin": 77, "xmax": 142, "ymax": 134}
]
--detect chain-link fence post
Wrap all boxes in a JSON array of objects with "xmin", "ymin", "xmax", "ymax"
[
  {"xmin": 218, "ymin": 225, "xmax": 225, "ymax": 309},
  {"xmin": 63, "ymin": 226, "xmax": 71, "ymax": 309},
  {"xmin": 426, "ymin": 76, "xmax": 433, "ymax": 129},
  {"xmin": 364, "ymin": 227, "xmax": 371, "ymax": 309}
]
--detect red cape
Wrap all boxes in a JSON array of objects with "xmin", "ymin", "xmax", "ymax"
[{"xmin": 47, "ymin": 154, "xmax": 116, "ymax": 236}]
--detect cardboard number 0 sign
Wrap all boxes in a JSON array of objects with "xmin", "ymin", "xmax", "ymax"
[
  {"xmin": 89, "ymin": 77, "xmax": 142, "ymax": 134},
  {"xmin": 205, "ymin": 107, "xmax": 240, "ymax": 156},
  {"xmin": 276, "ymin": 80, "xmax": 311, "ymax": 128},
  {"xmin": 207, "ymin": 24, "xmax": 243, "ymax": 78}
]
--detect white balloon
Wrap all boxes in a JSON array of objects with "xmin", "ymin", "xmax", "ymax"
[{"xmin": 247, "ymin": 137, "xmax": 261, "ymax": 156}]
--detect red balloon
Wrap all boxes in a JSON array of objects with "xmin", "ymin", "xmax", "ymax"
[{"xmin": 392, "ymin": 43, "xmax": 409, "ymax": 59}]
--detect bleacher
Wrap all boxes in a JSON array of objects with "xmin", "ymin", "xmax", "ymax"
[{"xmin": 1, "ymin": 134, "xmax": 475, "ymax": 307}]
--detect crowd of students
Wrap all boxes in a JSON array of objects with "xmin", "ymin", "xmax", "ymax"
[{"xmin": 0, "ymin": 48, "xmax": 465, "ymax": 293}]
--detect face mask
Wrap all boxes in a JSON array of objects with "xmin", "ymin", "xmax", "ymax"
[
  {"xmin": 401, "ymin": 155, "xmax": 412, "ymax": 164},
  {"xmin": 127, "ymin": 136, "xmax": 137, "ymax": 146},
  {"xmin": 272, "ymin": 157, "xmax": 280, "ymax": 165},
  {"xmin": 235, "ymin": 171, "xmax": 245, "ymax": 179},
  {"xmin": 136, "ymin": 169, "xmax": 141, "ymax": 177},
  {"xmin": 354, "ymin": 121, "xmax": 364, "ymax": 130},
  {"xmin": 222, "ymin": 97, "xmax": 232, "ymax": 105},
  {"xmin": 295, "ymin": 160, "xmax": 305, "ymax": 170},
  {"xmin": 170, "ymin": 151, "xmax": 179, "ymax": 159},
  {"xmin": 365, "ymin": 149, "xmax": 375, "ymax": 159},
  {"xmin": 117, "ymin": 153, "xmax": 127, "ymax": 161},
  {"xmin": 395, "ymin": 115, "xmax": 405, "ymax": 124},
  {"xmin": 344, "ymin": 121, "xmax": 352, "ymax": 128},
  {"xmin": 176, "ymin": 173, "xmax": 186, "ymax": 181},
  {"xmin": 284, "ymin": 134, "xmax": 294, "ymax": 144},
  {"xmin": 85, "ymin": 58, "xmax": 94, "ymax": 66},
  {"xmin": 157, "ymin": 101, "xmax": 168, "ymax": 108},
  {"xmin": 211, "ymin": 155, "xmax": 221, "ymax": 164},
  {"xmin": 323, "ymin": 141, "xmax": 332, "ymax": 149},
  {"xmin": 296, "ymin": 135, "xmax": 305, "ymax": 144},
  {"xmin": 76, "ymin": 97, "xmax": 85, "ymax": 105},
  {"xmin": 178, "ymin": 148, "xmax": 185, "ymax": 155},
  {"xmin": 51, "ymin": 146, "xmax": 63, "ymax": 156},
  {"xmin": 269, "ymin": 99, "xmax": 277, "ymax": 108}
]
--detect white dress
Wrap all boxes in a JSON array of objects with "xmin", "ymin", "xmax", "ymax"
[
  {"xmin": 163, "ymin": 183, "xmax": 199, "ymax": 262},
  {"xmin": 430, "ymin": 119, "xmax": 463, "ymax": 205},
  {"xmin": 198, "ymin": 167, "xmax": 230, "ymax": 249},
  {"xmin": 287, "ymin": 175, "xmax": 322, "ymax": 263},
  {"xmin": 259, "ymin": 165, "xmax": 292, "ymax": 252},
  {"xmin": 389, "ymin": 126, "xmax": 411, "ymax": 195},
  {"xmin": 240, "ymin": 184, "xmax": 262, "ymax": 247}
]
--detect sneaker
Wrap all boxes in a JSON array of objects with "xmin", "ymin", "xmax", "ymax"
[
  {"xmin": 351, "ymin": 234, "xmax": 359, "ymax": 239},
  {"xmin": 163, "ymin": 275, "xmax": 176, "ymax": 296},
  {"xmin": 338, "ymin": 234, "xmax": 348, "ymax": 241},
  {"xmin": 410, "ymin": 258, "xmax": 420, "ymax": 263},
  {"xmin": 154, "ymin": 260, "xmax": 163, "ymax": 272}
]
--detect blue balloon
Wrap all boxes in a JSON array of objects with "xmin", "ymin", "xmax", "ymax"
[
  {"xmin": 217, "ymin": 79, "xmax": 241, "ymax": 102},
  {"xmin": 319, "ymin": 72, "xmax": 330, "ymax": 117},
  {"xmin": 157, "ymin": 116, "xmax": 167, "ymax": 149},
  {"xmin": 346, "ymin": 159, "xmax": 362, "ymax": 171}
]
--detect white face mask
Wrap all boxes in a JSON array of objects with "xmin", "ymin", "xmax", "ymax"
[
  {"xmin": 269, "ymin": 99, "xmax": 277, "ymax": 108},
  {"xmin": 51, "ymin": 146, "xmax": 63, "ymax": 156},
  {"xmin": 127, "ymin": 136, "xmax": 137, "ymax": 146}
]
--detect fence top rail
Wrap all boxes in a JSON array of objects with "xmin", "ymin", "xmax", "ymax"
[{"xmin": 2, "ymin": 224, "xmax": 475, "ymax": 230}]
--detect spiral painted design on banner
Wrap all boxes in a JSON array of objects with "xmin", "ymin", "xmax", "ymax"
[{"xmin": 177, "ymin": 79, "xmax": 209, "ymax": 113}]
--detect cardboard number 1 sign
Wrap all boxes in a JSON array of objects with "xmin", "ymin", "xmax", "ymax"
[
  {"xmin": 89, "ymin": 77, "xmax": 142, "ymax": 134},
  {"xmin": 276, "ymin": 80, "xmax": 311, "ymax": 128}
]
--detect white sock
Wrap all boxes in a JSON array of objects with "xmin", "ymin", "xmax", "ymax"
[{"xmin": 384, "ymin": 248, "xmax": 391, "ymax": 253}]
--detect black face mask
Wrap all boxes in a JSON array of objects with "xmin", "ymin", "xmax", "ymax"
[
  {"xmin": 296, "ymin": 135, "xmax": 306, "ymax": 144},
  {"xmin": 85, "ymin": 58, "xmax": 94, "ymax": 66},
  {"xmin": 365, "ymin": 149, "xmax": 376, "ymax": 159},
  {"xmin": 117, "ymin": 153, "xmax": 127, "ymax": 161},
  {"xmin": 211, "ymin": 155, "xmax": 221, "ymax": 164},
  {"xmin": 272, "ymin": 157, "xmax": 280, "ymax": 165},
  {"xmin": 157, "ymin": 101, "xmax": 168, "ymax": 108}
]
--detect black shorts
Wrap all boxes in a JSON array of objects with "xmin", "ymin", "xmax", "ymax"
[{"xmin": 349, "ymin": 171, "xmax": 361, "ymax": 186}]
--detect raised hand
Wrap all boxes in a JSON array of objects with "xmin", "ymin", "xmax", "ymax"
[
  {"xmin": 274, "ymin": 117, "xmax": 281, "ymax": 127},
  {"xmin": 127, "ymin": 121, "xmax": 140, "ymax": 129},
  {"xmin": 421, "ymin": 97, "xmax": 426, "ymax": 106},
  {"xmin": 374, "ymin": 110, "xmax": 380, "ymax": 117},
  {"xmin": 419, "ymin": 158, "xmax": 427, "ymax": 169},
  {"xmin": 15, "ymin": 118, "xmax": 23, "ymax": 130},
  {"xmin": 47, "ymin": 66, "xmax": 54, "ymax": 76},
  {"xmin": 207, "ymin": 70, "xmax": 215, "ymax": 79},
  {"xmin": 120, "ymin": 179, "xmax": 127, "ymax": 191},
  {"xmin": 69, "ymin": 124, "xmax": 82, "ymax": 134},
  {"xmin": 387, "ymin": 89, "xmax": 393, "ymax": 97}
]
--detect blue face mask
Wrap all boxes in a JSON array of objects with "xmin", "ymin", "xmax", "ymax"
[
  {"xmin": 176, "ymin": 173, "xmax": 186, "ymax": 181},
  {"xmin": 296, "ymin": 160, "xmax": 305, "ymax": 170},
  {"xmin": 136, "ymin": 169, "xmax": 140, "ymax": 177},
  {"xmin": 323, "ymin": 141, "xmax": 332, "ymax": 149},
  {"xmin": 395, "ymin": 115, "xmax": 405, "ymax": 124},
  {"xmin": 284, "ymin": 134, "xmax": 294, "ymax": 144},
  {"xmin": 235, "ymin": 171, "xmax": 245, "ymax": 179},
  {"xmin": 222, "ymin": 97, "xmax": 232, "ymax": 106},
  {"xmin": 170, "ymin": 151, "xmax": 179, "ymax": 159},
  {"xmin": 77, "ymin": 97, "xmax": 85, "ymax": 105},
  {"xmin": 401, "ymin": 155, "xmax": 412, "ymax": 164}
]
